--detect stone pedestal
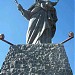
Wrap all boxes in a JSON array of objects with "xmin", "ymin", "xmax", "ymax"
[{"xmin": 0, "ymin": 44, "xmax": 73, "ymax": 75}]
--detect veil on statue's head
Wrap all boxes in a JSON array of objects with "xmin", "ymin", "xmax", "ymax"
[
  {"xmin": 29, "ymin": 0, "xmax": 57, "ymax": 10},
  {"xmin": 35, "ymin": 0, "xmax": 49, "ymax": 2}
]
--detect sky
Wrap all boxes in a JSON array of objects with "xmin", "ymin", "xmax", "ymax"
[{"xmin": 0, "ymin": 0, "xmax": 74, "ymax": 74}]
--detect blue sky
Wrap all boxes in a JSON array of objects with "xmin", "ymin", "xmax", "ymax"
[{"xmin": 0, "ymin": 0, "xmax": 74, "ymax": 74}]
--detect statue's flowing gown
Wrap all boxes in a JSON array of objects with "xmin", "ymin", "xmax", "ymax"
[{"xmin": 20, "ymin": 2, "xmax": 58, "ymax": 44}]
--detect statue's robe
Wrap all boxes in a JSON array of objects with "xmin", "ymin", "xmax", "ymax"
[{"xmin": 19, "ymin": 2, "xmax": 58, "ymax": 44}]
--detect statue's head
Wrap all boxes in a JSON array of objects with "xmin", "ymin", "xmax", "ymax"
[{"xmin": 35, "ymin": 0, "xmax": 49, "ymax": 2}]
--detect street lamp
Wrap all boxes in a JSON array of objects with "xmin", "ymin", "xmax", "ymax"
[{"xmin": 0, "ymin": 34, "xmax": 14, "ymax": 46}]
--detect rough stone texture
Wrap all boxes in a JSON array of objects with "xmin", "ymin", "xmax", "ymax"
[{"xmin": 0, "ymin": 44, "xmax": 73, "ymax": 75}]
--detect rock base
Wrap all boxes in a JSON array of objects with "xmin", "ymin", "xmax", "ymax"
[{"xmin": 0, "ymin": 44, "xmax": 73, "ymax": 75}]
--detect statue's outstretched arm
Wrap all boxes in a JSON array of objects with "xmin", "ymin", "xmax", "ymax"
[
  {"xmin": 51, "ymin": 0, "xmax": 59, "ymax": 6},
  {"xmin": 14, "ymin": 0, "xmax": 31, "ymax": 20},
  {"xmin": 17, "ymin": 4, "xmax": 31, "ymax": 20}
]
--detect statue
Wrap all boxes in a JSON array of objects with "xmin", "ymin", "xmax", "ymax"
[{"xmin": 16, "ymin": 0, "xmax": 59, "ymax": 44}]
